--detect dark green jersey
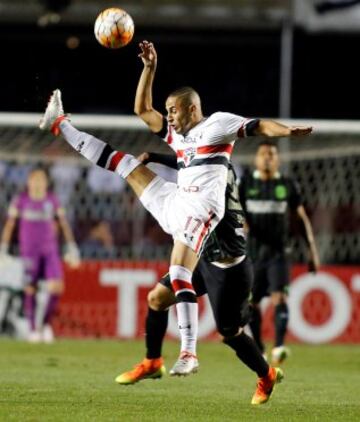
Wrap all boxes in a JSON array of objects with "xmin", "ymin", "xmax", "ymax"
[
  {"xmin": 239, "ymin": 170, "xmax": 302, "ymax": 259},
  {"xmin": 202, "ymin": 164, "xmax": 247, "ymax": 262}
]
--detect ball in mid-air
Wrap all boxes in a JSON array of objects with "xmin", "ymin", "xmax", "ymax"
[{"xmin": 94, "ymin": 8, "xmax": 134, "ymax": 49}]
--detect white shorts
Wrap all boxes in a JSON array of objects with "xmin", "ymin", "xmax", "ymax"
[{"xmin": 140, "ymin": 176, "xmax": 222, "ymax": 255}]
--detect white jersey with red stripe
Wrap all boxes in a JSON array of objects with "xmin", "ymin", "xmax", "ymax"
[
  {"xmin": 140, "ymin": 111, "xmax": 255, "ymax": 255},
  {"xmin": 164, "ymin": 112, "xmax": 254, "ymax": 217}
]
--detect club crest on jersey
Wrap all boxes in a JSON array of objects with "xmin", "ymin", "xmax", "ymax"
[
  {"xmin": 183, "ymin": 147, "xmax": 196, "ymax": 166},
  {"xmin": 43, "ymin": 201, "xmax": 53, "ymax": 214}
]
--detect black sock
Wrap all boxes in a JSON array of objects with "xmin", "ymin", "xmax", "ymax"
[
  {"xmin": 274, "ymin": 302, "xmax": 289, "ymax": 347},
  {"xmin": 224, "ymin": 332, "xmax": 269, "ymax": 378},
  {"xmin": 145, "ymin": 307, "xmax": 169, "ymax": 359},
  {"xmin": 249, "ymin": 305, "xmax": 265, "ymax": 353}
]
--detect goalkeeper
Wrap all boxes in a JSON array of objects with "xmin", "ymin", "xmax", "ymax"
[{"xmin": 0, "ymin": 168, "xmax": 80, "ymax": 343}]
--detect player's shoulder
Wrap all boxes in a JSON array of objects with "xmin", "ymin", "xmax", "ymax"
[
  {"xmin": 16, "ymin": 191, "xmax": 28, "ymax": 202},
  {"xmin": 209, "ymin": 111, "xmax": 237, "ymax": 121},
  {"xmin": 242, "ymin": 170, "xmax": 257, "ymax": 182},
  {"xmin": 10, "ymin": 191, "xmax": 28, "ymax": 210}
]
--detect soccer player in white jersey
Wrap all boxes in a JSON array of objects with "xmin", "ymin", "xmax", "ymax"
[{"xmin": 39, "ymin": 41, "xmax": 312, "ymax": 377}]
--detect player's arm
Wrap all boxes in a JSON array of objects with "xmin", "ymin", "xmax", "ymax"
[
  {"xmin": 134, "ymin": 40, "xmax": 164, "ymax": 133},
  {"xmin": 0, "ymin": 217, "xmax": 16, "ymax": 255},
  {"xmin": 56, "ymin": 208, "xmax": 81, "ymax": 267},
  {"xmin": 253, "ymin": 120, "xmax": 313, "ymax": 137},
  {"xmin": 216, "ymin": 113, "xmax": 312, "ymax": 142},
  {"xmin": 57, "ymin": 208, "xmax": 76, "ymax": 244},
  {"xmin": 296, "ymin": 205, "xmax": 320, "ymax": 273},
  {"xmin": 0, "ymin": 203, "xmax": 19, "ymax": 255},
  {"xmin": 137, "ymin": 152, "xmax": 177, "ymax": 169}
]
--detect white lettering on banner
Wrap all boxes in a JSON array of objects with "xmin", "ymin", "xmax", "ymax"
[
  {"xmin": 100, "ymin": 269, "xmax": 156, "ymax": 338},
  {"xmin": 288, "ymin": 272, "xmax": 352, "ymax": 343},
  {"xmin": 168, "ymin": 296, "xmax": 216, "ymax": 339},
  {"xmin": 351, "ymin": 275, "xmax": 360, "ymax": 291}
]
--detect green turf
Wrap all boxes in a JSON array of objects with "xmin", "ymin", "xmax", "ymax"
[{"xmin": 0, "ymin": 339, "xmax": 359, "ymax": 421}]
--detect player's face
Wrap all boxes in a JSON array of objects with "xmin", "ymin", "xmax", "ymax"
[
  {"xmin": 27, "ymin": 170, "xmax": 48, "ymax": 195},
  {"xmin": 165, "ymin": 96, "xmax": 193, "ymax": 135},
  {"xmin": 255, "ymin": 145, "xmax": 280, "ymax": 175}
]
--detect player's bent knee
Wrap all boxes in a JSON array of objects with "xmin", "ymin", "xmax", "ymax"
[
  {"xmin": 221, "ymin": 327, "xmax": 244, "ymax": 343},
  {"xmin": 219, "ymin": 325, "xmax": 243, "ymax": 339},
  {"xmin": 147, "ymin": 290, "xmax": 169, "ymax": 311}
]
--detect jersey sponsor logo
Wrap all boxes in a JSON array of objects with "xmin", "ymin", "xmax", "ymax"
[
  {"xmin": 181, "ymin": 132, "xmax": 202, "ymax": 145},
  {"xmin": 275, "ymin": 185, "xmax": 288, "ymax": 200},
  {"xmin": 246, "ymin": 199, "xmax": 288, "ymax": 214},
  {"xmin": 247, "ymin": 188, "xmax": 259, "ymax": 197},
  {"xmin": 22, "ymin": 209, "xmax": 53, "ymax": 221}
]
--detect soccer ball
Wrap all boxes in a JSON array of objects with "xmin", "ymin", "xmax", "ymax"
[{"xmin": 94, "ymin": 8, "xmax": 134, "ymax": 49}]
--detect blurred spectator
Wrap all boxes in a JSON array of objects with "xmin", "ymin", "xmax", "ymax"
[
  {"xmin": 50, "ymin": 162, "xmax": 81, "ymax": 207},
  {"xmin": 0, "ymin": 160, "xmax": 7, "ymax": 180},
  {"xmin": 5, "ymin": 163, "xmax": 32, "ymax": 188},
  {"xmin": 86, "ymin": 165, "xmax": 126, "ymax": 193},
  {"xmin": 81, "ymin": 220, "xmax": 117, "ymax": 259}
]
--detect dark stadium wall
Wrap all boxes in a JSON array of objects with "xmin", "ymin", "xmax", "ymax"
[{"xmin": 0, "ymin": 23, "xmax": 359, "ymax": 119}]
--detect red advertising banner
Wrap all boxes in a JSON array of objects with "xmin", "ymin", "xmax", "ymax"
[{"xmin": 54, "ymin": 261, "xmax": 360, "ymax": 343}]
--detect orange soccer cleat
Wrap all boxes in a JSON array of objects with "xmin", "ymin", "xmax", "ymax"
[
  {"xmin": 115, "ymin": 357, "xmax": 166, "ymax": 385},
  {"xmin": 251, "ymin": 367, "xmax": 284, "ymax": 405}
]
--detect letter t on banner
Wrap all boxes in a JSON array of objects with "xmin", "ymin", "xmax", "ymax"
[{"xmin": 100, "ymin": 269, "xmax": 156, "ymax": 337}]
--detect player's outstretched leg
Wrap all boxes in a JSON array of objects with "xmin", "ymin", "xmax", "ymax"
[
  {"xmin": 251, "ymin": 367, "xmax": 284, "ymax": 405},
  {"xmin": 39, "ymin": 89, "xmax": 144, "ymax": 183},
  {"xmin": 40, "ymin": 90, "xmax": 200, "ymax": 375}
]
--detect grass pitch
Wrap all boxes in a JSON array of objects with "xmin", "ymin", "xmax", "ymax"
[{"xmin": 0, "ymin": 339, "xmax": 359, "ymax": 421}]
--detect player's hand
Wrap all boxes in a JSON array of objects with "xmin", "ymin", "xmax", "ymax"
[
  {"xmin": 63, "ymin": 242, "xmax": 81, "ymax": 269},
  {"xmin": 137, "ymin": 152, "xmax": 150, "ymax": 164},
  {"xmin": 138, "ymin": 40, "xmax": 157, "ymax": 68},
  {"xmin": 289, "ymin": 126, "xmax": 313, "ymax": 136}
]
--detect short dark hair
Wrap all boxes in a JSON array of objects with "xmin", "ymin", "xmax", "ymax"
[
  {"xmin": 167, "ymin": 86, "xmax": 200, "ymax": 107},
  {"xmin": 168, "ymin": 86, "xmax": 199, "ymax": 98}
]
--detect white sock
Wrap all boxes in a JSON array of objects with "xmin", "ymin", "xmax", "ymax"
[
  {"xmin": 169, "ymin": 265, "xmax": 198, "ymax": 356},
  {"xmin": 176, "ymin": 302, "xmax": 198, "ymax": 355},
  {"xmin": 59, "ymin": 120, "xmax": 140, "ymax": 178}
]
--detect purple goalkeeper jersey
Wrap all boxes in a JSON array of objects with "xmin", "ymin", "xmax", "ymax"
[{"xmin": 10, "ymin": 192, "xmax": 61, "ymax": 254}]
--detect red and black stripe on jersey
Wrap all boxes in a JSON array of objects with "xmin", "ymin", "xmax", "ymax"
[{"xmin": 177, "ymin": 143, "xmax": 234, "ymax": 169}]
